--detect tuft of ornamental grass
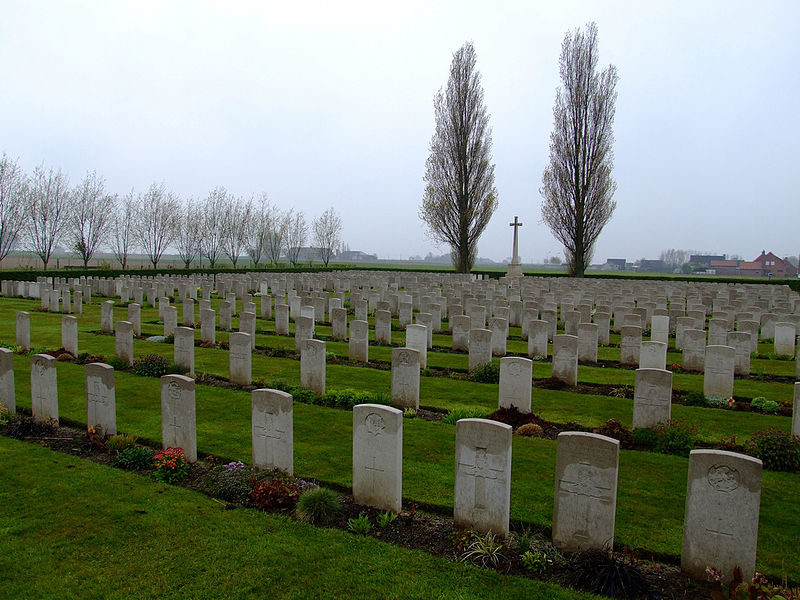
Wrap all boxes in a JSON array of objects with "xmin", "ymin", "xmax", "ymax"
[{"xmin": 295, "ymin": 486, "xmax": 341, "ymax": 525}]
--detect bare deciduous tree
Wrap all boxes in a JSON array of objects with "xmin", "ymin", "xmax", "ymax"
[
  {"xmin": 246, "ymin": 192, "xmax": 272, "ymax": 268},
  {"xmin": 419, "ymin": 41, "xmax": 498, "ymax": 274},
  {"xmin": 174, "ymin": 198, "xmax": 202, "ymax": 269},
  {"xmin": 541, "ymin": 22, "xmax": 619, "ymax": 278},
  {"xmin": 312, "ymin": 206, "xmax": 342, "ymax": 267},
  {"xmin": 70, "ymin": 170, "xmax": 115, "ymax": 268},
  {"xmin": 112, "ymin": 190, "xmax": 136, "ymax": 269},
  {"xmin": 285, "ymin": 209, "xmax": 307, "ymax": 267},
  {"xmin": 659, "ymin": 248, "xmax": 688, "ymax": 271},
  {"xmin": 266, "ymin": 207, "xmax": 288, "ymax": 266},
  {"xmin": 134, "ymin": 181, "xmax": 179, "ymax": 269},
  {"xmin": 0, "ymin": 153, "xmax": 28, "ymax": 267},
  {"xmin": 220, "ymin": 194, "xmax": 252, "ymax": 268},
  {"xmin": 200, "ymin": 187, "xmax": 228, "ymax": 268},
  {"xmin": 26, "ymin": 164, "xmax": 71, "ymax": 270}
]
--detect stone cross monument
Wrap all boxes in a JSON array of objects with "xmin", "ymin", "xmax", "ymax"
[{"xmin": 507, "ymin": 216, "xmax": 523, "ymax": 277}]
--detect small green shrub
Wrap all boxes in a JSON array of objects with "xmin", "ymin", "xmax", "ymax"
[
  {"xmin": 114, "ymin": 446, "xmax": 154, "ymax": 470},
  {"xmin": 653, "ymin": 421, "xmax": 697, "ymax": 457},
  {"xmin": 403, "ymin": 408, "xmax": 417, "ymax": 419},
  {"xmin": 107, "ymin": 433, "xmax": 138, "ymax": 454},
  {"xmin": 319, "ymin": 389, "xmax": 373, "ymax": 409},
  {"xmin": 632, "ymin": 427, "xmax": 658, "ymax": 448},
  {"xmin": 516, "ymin": 423, "xmax": 544, "ymax": 437},
  {"xmin": 0, "ymin": 405, "xmax": 10, "ymax": 426},
  {"xmin": 166, "ymin": 361, "xmax": 190, "ymax": 375},
  {"xmin": 684, "ymin": 391, "xmax": 706, "ymax": 407},
  {"xmin": 593, "ymin": 418, "xmax": 634, "ymax": 450},
  {"xmin": 292, "ymin": 389, "xmax": 316, "ymax": 404},
  {"xmin": 131, "ymin": 354, "xmax": 170, "ymax": 377},
  {"xmin": 469, "ymin": 362, "xmax": 500, "ymax": 383},
  {"xmin": 745, "ymin": 428, "xmax": 800, "ymax": 472},
  {"xmin": 152, "ymin": 447, "xmax": 189, "ymax": 483},
  {"xmin": 295, "ymin": 487, "xmax": 341, "ymax": 524},
  {"xmin": 751, "ymin": 397, "xmax": 780, "ymax": 415},
  {"xmin": 521, "ymin": 550, "xmax": 553, "ymax": 574},
  {"xmin": 376, "ymin": 511, "xmax": 397, "ymax": 528},
  {"xmin": 107, "ymin": 357, "xmax": 131, "ymax": 371},
  {"xmin": 443, "ymin": 407, "xmax": 486, "ymax": 425},
  {"xmin": 347, "ymin": 512, "xmax": 371, "ymax": 535},
  {"xmin": 705, "ymin": 396, "xmax": 734, "ymax": 409},
  {"xmin": 511, "ymin": 527, "xmax": 538, "ymax": 555}
]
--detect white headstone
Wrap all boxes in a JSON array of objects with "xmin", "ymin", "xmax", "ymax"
[
  {"xmin": 391, "ymin": 347, "xmax": 420, "ymax": 409},
  {"xmin": 552, "ymin": 334, "xmax": 578, "ymax": 386},
  {"xmin": 632, "ymin": 368, "xmax": 672, "ymax": 429},
  {"xmin": 405, "ymin": 324, "xmax": 428, "ymax": 369},
  {"xmin": 16, "ymin": 311, "xmax": 30, "ymax": 351},
  {"xmin": 703, "ymin": 345, "xmax": 735, "ymax": 399},
  {"xmin": 252, "ymin": 388, "xmax": 293, "ymax": 474},
  {"xmin": 0, "ymin": 347, "xmax": 15, "ymax": 413},
  {"xmin": 31, "ymin": 354, "xmax": 58, "ymax": 424},
  {"xmin": 349, "ymin": 320, "xmax": 369, "ymax": 362},
  {"xmin": 85, "ymin": 362, "xmax": 116, "ymax": 435},
  {"xmin": 553, "ymin": 432, "xmax": 619, "ymax": 552},
  {"xmin": 498, "ymin": 357, "xmax": 532, "ymax": 412},
  {"xmin": 468, "ymin": 329, "xmax": 492, "ymax": 372},
  {"xmin": 681, "ymin": 450, "xmax": 762, "ymax": 582},
  {"xmin": 101, "ymin": 301, "xmax": 114, "ymax": 333},
  {"xmin": 300, "ymin": 338, "xmax": 326, "ymax": 394},
  {"xmin": 160, "ymin": 374, "xmax": 197, "ymax": 462},
  {"xmin": 127, "ymin": 303, "xmax": 141, "ymax": 336},
  {"xmin": 61, "ymin": 315, "xmax": 78, "ymax": 357},
  {"xmin": 229, "ymin": 332, "xmax": 252, "ymax": 386},
  {"xmin": 173, "ymin": 327, "xmax": 195, "ymax": 376},
  {"xmin": 454, "ymin": 418, "xmax": 512, "ymax": 537},
  {"xmin": 639, "ymin": 341, "xmax": 667, "ymax": 370},
  {"xmin": 353, "ymin": 404, "xmax": 403, "ymax": 512},
  {"xmin": 115, "ymin": 321, "xmax": 134, "ymax": 365}
]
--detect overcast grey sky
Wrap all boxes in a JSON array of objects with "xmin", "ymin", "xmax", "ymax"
[{"xmin": 2, "ymin": 1, "xmax": 798, "ymax": 264}]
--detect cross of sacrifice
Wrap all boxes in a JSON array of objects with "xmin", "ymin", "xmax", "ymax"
[{"xmin": 509, "ymin": 217, "xmax": 523, "ymax": 263}]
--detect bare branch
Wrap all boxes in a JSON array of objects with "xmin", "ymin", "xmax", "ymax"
[
  {"xmin": 419, "ymin": 41, "xmax": 498, "ymax": 273},
  {"xmin": 70, "ymin": 170, "xmax": 115, "ymax": 268},
  {"xmin": 111, "ymin": 190, "xmax": 136, "ymax": 269},
  {"xmin": 540, "ymin": 22, "xmax": 618, "ymax": 277},
  {"xmin": 133, "ymin": 181, "xmax": 179, "ymax": 269},
  {"xmin": 0, "ymin": 153, "xmax": 28, "ymax": 266},
  {"xmin": 312, "ymin": 206, "xmax": 342, "ymax": 267},
  {"xmin": 26, "ymin": 164, "xmax": 71, "ymax": 270}
]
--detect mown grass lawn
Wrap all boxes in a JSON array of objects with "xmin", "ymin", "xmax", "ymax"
[{"xmin": 0, "ymin": 436, "xmax": 597, "ymax": 600}]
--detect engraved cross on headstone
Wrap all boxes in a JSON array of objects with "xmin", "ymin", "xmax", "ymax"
[
  {"xmin": 364, "ymin": 456, "xmax": 385, "ymax": 493},
  {"xmin": 559, "ymin": 461, "xmax": 612, "ymax": 541},
  {"xmin": 255, "ymin": 409, "xmax": 285, "ymax": 466},
  {"xmin": 459, "ymin": 447, "xmax": 503, "ymax": 510}
]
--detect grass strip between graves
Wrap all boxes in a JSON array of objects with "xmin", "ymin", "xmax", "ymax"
[
  {"xmin": 0, "ymin": 436, "xmax": 596, "ymax": 600},
  {"xmin": 5, "ymin": 356, "xmax": 800, "ymax": 579}
]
